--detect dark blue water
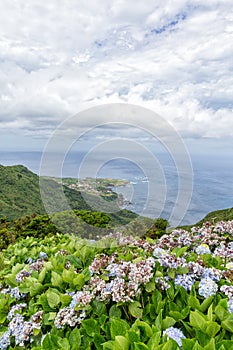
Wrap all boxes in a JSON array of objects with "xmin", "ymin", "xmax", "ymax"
[{"xmin": 0, "ymin": 151, "xmax": 233, "ymax": 226}]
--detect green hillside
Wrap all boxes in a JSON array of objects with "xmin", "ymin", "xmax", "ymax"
[
  {"xmin": 196, "ymin": 207, "xmax": 233, "ymax": 225},
  {"xmin": 0, "ymin": 164, "xmax": 101, "ymax": 221}
]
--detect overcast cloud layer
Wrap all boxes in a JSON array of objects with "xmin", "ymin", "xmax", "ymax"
[{"xmin": 0, "ymin": 0, "xmax": 233, "ymax": 150}]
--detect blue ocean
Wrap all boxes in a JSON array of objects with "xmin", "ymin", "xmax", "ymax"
[{"xmin": 0, "ymin": 151, "xmax": 233, "ymax": 226}]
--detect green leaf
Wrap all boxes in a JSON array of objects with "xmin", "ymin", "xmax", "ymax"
[
  {"xmin": 169, "ymin": 311, "xmax": 183, "ymax": 321},
  {"xmin": 221, "ymin": 318, "xmax": 233, "ymax": 333},
  {"xmin": 190, "ymin": 310, "xmax": 207, "ymax": 332},
  {"xmin": 188, "ymin": 295, "xmax": 201, "ymax": 310},
  {"xmin": 73, "ymin": 274, "xmax": 85, "ymax": 290},
  {"xmin": 200, "ymin": 296, "xmax": 214, "ymax": 313},
  {"xmin": 155, "ymin": 310, "xmax": 163, "ymax": 331},
  {"xmin": 162, "ymin": 317, "xmax": 176, "ymax": 330},
  {"xmin": 132, "ymin": 320, "xmax": 153, "ymax": 339},
  {"xmin": 196, "ymin": 330, "xmax": 210, "ymax": 347},
  {"xmin": 147, "ymin": 331, "xmax": 161, "ymax": 350},
  {"xmin": 203, "ymin": 338, "xmax": 216, "ymax": 350},
  {"xmin": 92, "ymin": 299, "xmax": 107, "ymax": 316},
  {"xmin": 114, "ymin": 336, "xmax": 130, "ymax": 350},
  {"xmin": 94, "ymin": 334, "xmax": 106, "ymax": 350},
  {"xmin": 46, "ymin": 290, "xmax": 60, "ymax": 308},
  {"xmin": 205, "ymin": 321, "xmax": 220, "ymax": 338},
  {"xmin": 38, "ymin": 267, "xmax": 47, "ymax": 283},
  {"xmin": 57, "ymin": 338, "xmax": 70, "ymax": 350},
  {"xmin": 62, "ymin": 269, "xmax": 75, "ymax": 284},
  {"xmin": 102, "ymin": 340, "xmax": 115, "ymax": 350},
  {"xmin": 215, "ymin": 303, "xmax": 228, "ymax": 321},
  {"xmin": 30, "ymin": 281, "xmax": 44, "ymax": 297},
  {"xmin": 82, "ymin": 318, "xmax": 99, "ymax": 337},
  {"xmin": 162, "ymin": 339, "xmax": 179, "ymax": 350},
  {"xmin": 128, "ymin": 301, "xmax": 143, "ymax": 319},
  {"xmin": 127, "ymin": 330, "xmax": 140, "ymax": 343},
  {"xmin": 181, "ymin": 338, "xmax": 196, "ymax": 350},
  {"xmin": 69, "ymin": 328, "xmax": 81, "ymax": 350},
  {"xmin": 51, "ymin": 271, "xmax": 63, "ymax": 289},
  {"xmin": 110, "ymin": 318, "xmax": 130, "ymax": 339},
  {"xmin": 109, "ymin": 305, "xmax": 122, "ymax": 318},
  {"xmin": 134, "ymin": 343, "xmax": 149, "ymax": 350},
  {"xmin": 216, "ymin": 340, "xmax": 233, "ymax": 350},
  {"xmin": 145, "ymin": 282, "xmax": 155, "ymax": 293}
]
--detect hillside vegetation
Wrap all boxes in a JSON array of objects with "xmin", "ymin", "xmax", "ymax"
[
  {"xmin": 0, "ymin": 219, "xmax": 233, "ymax": 349},
  {"xmin": 0, "ymin": 165, "xmax": 136, "ymax": 224}
]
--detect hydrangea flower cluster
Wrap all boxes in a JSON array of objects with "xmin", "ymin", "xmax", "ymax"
[
  {"xmin": 89, "ymin": 257, "xmax": 155, "ymax": 303},
  {"xmin": 0, "ymin": 311, "xmax": 43, "ymax": 348},
  {"xmin": 195, "ymin": 244, "xmax": 211, "ymax": 255},
  {"xmin": 198, "ymin": 277, "xmax": 218, "ymax": 298},
  {"xmin": 0, "ymin": 286, "xmax": 25, "ymax": 300},
  {"xmin": 16, "ymin": 252, "xmax": 48, "ymax": 283},
  {"xmin": 54, "ymin": 307, "xmax": 86, "ymax": 329},
  {"xmin": 174, "ymin": 274, "xmax": 194, "ymax": 291},
  {"xmin": 163, "ymin": 327, "xmax": 186, "ymax": 347}
]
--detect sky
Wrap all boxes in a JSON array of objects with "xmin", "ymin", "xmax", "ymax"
[{"xmin": 0, "ymin": 0, "xmax": 233, "ymax": 154}]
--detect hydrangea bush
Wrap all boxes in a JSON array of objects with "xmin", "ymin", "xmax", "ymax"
[{"xmin": 0, "ymin": 221, "xmax": 233, "ymax": 349}]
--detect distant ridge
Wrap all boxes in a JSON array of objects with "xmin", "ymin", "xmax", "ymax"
[{"xmin": 0, "ymin": 164, "xmax": 91, "ymax": 221}]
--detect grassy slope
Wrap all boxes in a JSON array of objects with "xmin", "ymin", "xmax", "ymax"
[
  {"xmin": 0, "ymin": 165, "xmax": 139, "ymax": 226},
  {"xmin": 0, "ymin": 165, "xmax": 95, "ymax": 221}
]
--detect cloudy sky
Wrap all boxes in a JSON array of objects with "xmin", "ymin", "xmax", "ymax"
[{"xmin": 0, "ymin": 0, "xmax": 233, "ymax": 153}]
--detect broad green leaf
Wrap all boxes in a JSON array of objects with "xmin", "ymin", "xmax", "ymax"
[
  {"xmin": 51, "ymin": 271, "xmax": 63, "ymax": 289},
  {"xmin": 221, "ymin": 319, "xmax": 233, "ymax": 333},
  {"xmin": 57, "ymin": 338, "xmax": 70, "ymax": 350},
  {"xmin": 82, "ymin": 318, "xmax": 99, "ymax": 337},
  {"xmin": 134, "ymin": 342, "xmax": 149, "ymax": 350},
  {"xmin": 132, "ymin": 320, "xmax": 153, "ymax": 338},
  {"xmin": 92, "ymin": 299, "xmax": 107, "ymax": 316},
  {"xmin": 73, "ymin": 274, "xmax": 85, "ymax": 289},
  {"xmin": 205, "ymin": 321, "xmax": 220, "ymax": 338},
  {"xmin": 162, "ymin": 338, "xmax": 179, "ymax": 350},
  {"xmin": 109, "ymin": 305, "xmax": 122, "ymax": 318},
  {"xmin": 215, "ymin": 303, "xmax": 228, "ymax": 321},
  {"xmin": 162, "ymin": 317, "xmax": 176, "ymax": 330},
  {"xmin": 127, "ymin": 330, "xmax": 140, "ymax": 343},
  {"xmin": 200, "ymin": 296, "xmax": 214, "ymax": 313},
  {"xmin": 190, "ymin": 310, "xmax": 207, "ymax": 332},
  {"xmin": 128, "ymin": 301, "xmax": 143, "ymax": 319},
  {"xmin": 203, "ymin": 338, "xmax": 216, "ymax": 350},
  {"xmin": 102, "ymin": 340, "xmax": 115, "ymax": 350},
  {"xmin": 94, "ymin": 334, "xmax": 106, "ymax": 350},
  {"xmin": 69, "ymin": 328, "xmax": 81, "ymax": 350},
  {"xmin": 181, "ymin": 338, "xmax": 196, "ymax": 350},
  {"xmin": 114, "ymin": 336, "xmax": 130, "ymax": 350},
  {"xmin": 47, "ymin": 290, "xmax": 60, "ymax": 308},
  {"xmin": 147, "ymin": 331, "xmax": 161, "ymax": 350},
  {"xmin": 169, "ymin": 311, "xmax": 184, "ymax": 321},
  {"xmin": 145, "ymin": 282, "xmax": 155, "ymax": 293},
  {"xmin": 188, "ymin": 295, "xmax": 201, "ymax": 310},
  {"xmin": 110, "ymin": 318, "xmax": 130, "ymax": 339},
  {"xmin": 216, "ymin": 340, "xmax": 233, "ymax": 350},
  {"xmin": 30, "ymin": 281, "xmax": 44, "ymax": 297},
  {"xmin": 155, "ymin": 310, "xmax": 163, "ymax": 331}
]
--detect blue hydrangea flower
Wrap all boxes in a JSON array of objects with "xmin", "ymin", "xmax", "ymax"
[
  {"xmin": 39, "ymin": 252, "xmax": 48, "ymax": 259},
  {"xmin": 106, "ymin": 263, "xmax": 119, "ymax": 277},
  {"xmin": 196, "ymin": 244, "xmax": 211, "ymax": 255},
  {"xmin": 198, "ymin": 277, "xmax": 218, "ymax": 298},
  {"xmin": 153, "ymin": 247, "xmax": 167, "ymax": 258},
  {"xmin": 0, "ymin": 331, "xmax": 11, "ymax": 350},
  {"xmin": 202, "ymin": 268, "xmax": 221, "ymax": 282},
  {"xmin": 228, "ymin": 299, "xmax": 233, "ymax": 313},
  {"xmin": 174, "ymin": 274, "xmax": 194, "ymax": 291},
  {"xmin": 163, "ymin": 327, "xmax": 185, "ymax": 347}
]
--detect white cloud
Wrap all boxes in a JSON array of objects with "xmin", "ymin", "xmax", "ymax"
[{"xmin": 0, "ymin": 0, "xmax": 232, "ymax": 149}]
